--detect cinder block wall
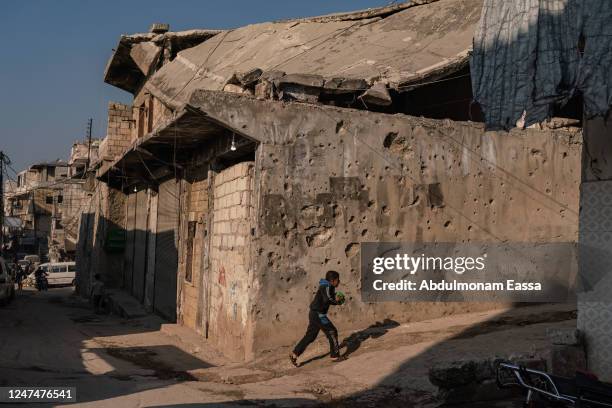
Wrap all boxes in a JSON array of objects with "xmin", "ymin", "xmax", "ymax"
[
  {"xmin": 179, "ymin": 167, "xmax": 209, "ymax": 332},
  {"xmin": 100, "ymin": 102, "xmax": 134, "ymax": 160},
  {"xmin": 189, "ymin": 91, "xmax": 583, "ymax": 358},
  {"xmin": 208, "ymin": 162, "xmax": 255, "ymax": 360}
]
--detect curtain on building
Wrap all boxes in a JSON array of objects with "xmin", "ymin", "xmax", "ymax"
[{"xmin": 471, "ymin": 0, "xmax": 612, "ymax": 129}]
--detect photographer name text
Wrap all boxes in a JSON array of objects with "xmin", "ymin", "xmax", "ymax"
[{"xmin": 372, "ymin": 279, "xmax": 542, "ymax": 292}]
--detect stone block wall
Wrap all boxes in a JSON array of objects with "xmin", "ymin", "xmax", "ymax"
[
  {"xmin": 208, "ymin": 161, "xmax": 255, "ymax": 360},
  {"xmin": 179, "ymin": 166, "xmax": 209, "ymax": 332},
  {"xmin": 99, "ymin": 102, "xmax": 135, "ymax": 161}
]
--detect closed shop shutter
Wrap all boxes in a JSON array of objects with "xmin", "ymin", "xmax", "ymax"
[
  {"xmin": 123, "ymin": 193, "xmax": 137, "ymax": 292},
  {"xmin": 132, "ymin": 189, "xmax": 148, "ymax": 302},
  {"xmin": 154, "ymin": 179, "xmax": 180, "ymax": 321}
]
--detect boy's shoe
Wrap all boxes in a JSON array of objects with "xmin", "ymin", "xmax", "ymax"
[
  {"xmin": 289, "ymin": 354, "xmax": 299, "ymax": 367},
  {"xmin": 330, "ymin": 355, "xmax": 346, "ymax": 362}
]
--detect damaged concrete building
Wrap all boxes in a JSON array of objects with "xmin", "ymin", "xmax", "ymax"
[
  {"xmin": 47, "ymin": 140, "xmax": 101, "ymax": 262},
  {"xmin": 79, "ymin": 0, "xmax": 585, "ymax": 361},
  {"xmin": 4, "ymin": 138, "xmax": 100, "ymax": 262},
  {"xmin": 7, "ymin": 161, "xmax": 70, "ymax": 258}
]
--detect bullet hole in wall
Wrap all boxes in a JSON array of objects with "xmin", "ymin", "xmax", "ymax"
[
  {"xmin": 345, "ymin": 242, "xmax": 359, "ymax": 258},
  {"xmin": 336, "ymin": 120, "xmax": 344, "ymax": 133},
  {"xmin": 383, "ymin": 132, "xmax": 399, "ymax": 148}
]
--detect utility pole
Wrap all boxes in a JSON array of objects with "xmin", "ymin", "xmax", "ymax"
[
  {"xmin": 86, "ymin": 118, "xmax": 93, "ymax": 172},
  {"xmin": 0, "ymin": 151, "xmax": 4, "ymax": 255},
  {"xmin": 0, "ymin": 151, "xmax": 9, "ymax": 256}
]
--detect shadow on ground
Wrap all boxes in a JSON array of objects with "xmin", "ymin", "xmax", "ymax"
[
  {"xmin": 0, "ymin": 283, "xmax": 574, "ymax": 407},
  {"xmin": 298, "ymin": 318, "xmax": 400, "ymax": 367},
  {"xmin": 0, "ymin": 288, "xmax": 215, "ymax": 405}
]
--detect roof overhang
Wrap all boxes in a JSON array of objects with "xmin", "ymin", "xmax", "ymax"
[{"xmin": 97, "ymin": 106, "xmax": 256, "ymax": 192}]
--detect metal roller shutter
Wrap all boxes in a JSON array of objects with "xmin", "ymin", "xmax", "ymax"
[
  {"xmin": 154, "ymin": 179, "xmax": 180, "ymax": 321},
  {"xmin": 132, "ymin": 189, "xmax": 148, "ymax": 302},
  {"xmin": 123, "ymin": 193, "xmax": 137, "ymax": 292}
]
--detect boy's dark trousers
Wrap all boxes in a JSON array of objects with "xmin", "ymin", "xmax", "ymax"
[
  {"xmin": 294, "ymin": 310, "xmax": 340, "ymax": 358},
  {"xmin": 92, "ymin": 295, "xmax": 102, "ymax": 312}
]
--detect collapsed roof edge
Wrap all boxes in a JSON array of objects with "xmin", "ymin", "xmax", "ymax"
[{"xmin": 277, "ymin": 0, "xmax": 440, "ymax": 24}]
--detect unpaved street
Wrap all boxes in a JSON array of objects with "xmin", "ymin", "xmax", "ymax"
[
  {"xmin": 0, "ymin": 286, "xmax": 575, "ymax": 407},
  {"xmin": 0, "ymin": 288, "xmax": 214, "ymax": 406},
  {"xmin": 0, "ymin": 288, "xmax": 251, "ymax": 407}
]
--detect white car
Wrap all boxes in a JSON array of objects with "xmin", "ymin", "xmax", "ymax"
[
  {"xmin": 36, "ymin": 262, "xmax": 76, "ymax": 287},
  {"xmin": 0, "ymin": 257, "xmax": 15, "ymax": 305}
]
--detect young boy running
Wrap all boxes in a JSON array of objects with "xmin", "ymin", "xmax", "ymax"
[{"xmin": 290, "ymin": 270, "xmax": 345, "ymax": 366}]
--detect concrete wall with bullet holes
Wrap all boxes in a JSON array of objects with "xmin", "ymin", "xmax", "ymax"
[{"xmin": 188, "ymin": 90, "xmax": 582, "ymax": 358}]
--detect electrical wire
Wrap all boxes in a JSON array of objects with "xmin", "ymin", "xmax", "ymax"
[{"xmin": 168, "ymin": 30, "xmax": 231, "ymax": 104}]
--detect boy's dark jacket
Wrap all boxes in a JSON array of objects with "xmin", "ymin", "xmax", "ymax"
[{"xmin": 310, "ymin": 279, "xmax": 339, "ymax": 314}]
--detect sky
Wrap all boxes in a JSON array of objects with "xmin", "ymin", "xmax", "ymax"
[{"xmin": 0, "ymin": 0, "xmax": 390, "ymax": 176}]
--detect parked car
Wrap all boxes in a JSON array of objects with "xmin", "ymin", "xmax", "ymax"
[
  {"xmin": 0, "ymin": 257, "xmax": 15, "ymax": 305},
  {"xmin": 33, "ymin": 262, "xmax": 76, "ymax": 287}
]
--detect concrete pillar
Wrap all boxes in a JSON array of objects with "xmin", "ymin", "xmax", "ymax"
[{"xmin": 144, "ymin": 190, "xmax": 158, "ymax": 312}]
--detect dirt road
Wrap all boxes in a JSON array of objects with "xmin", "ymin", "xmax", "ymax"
[
  {"xmin": 0, "ymin": 287, "xmax": 573, "ymax": 407},
  {"xmin": 0, "ymin": 288, "xmax": 250, "ymax": 407}
]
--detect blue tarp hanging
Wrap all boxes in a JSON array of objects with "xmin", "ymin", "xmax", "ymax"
[{"xmin": 471, "ymin": 0, "xmax": 612, "ymax": 130}]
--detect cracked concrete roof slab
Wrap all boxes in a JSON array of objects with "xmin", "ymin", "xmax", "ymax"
[{"xmin": 146, "ymin": 0, "xmax": 482, "ymax": 107}]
